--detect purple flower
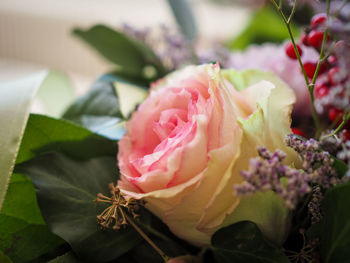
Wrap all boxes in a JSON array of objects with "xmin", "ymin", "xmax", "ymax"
[{"xmin": 235, "ymin": 135, "xmax": 344, "ymax": 210}]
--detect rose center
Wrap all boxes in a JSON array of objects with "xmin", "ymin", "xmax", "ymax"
[{"xmin": 153, "ymin": 108, "xmax": 188, "ymax": 141}]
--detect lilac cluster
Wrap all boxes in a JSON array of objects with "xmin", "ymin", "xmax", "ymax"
[
  {"xmin": 234, "ymin": 147, "xmax": 311, "ymax": 209},
  {"xmin": 235, "ymin": 135, "xmax": 343, "ymax": 210},
  {"xmin": 121, "ymin": 24, "xmax": 151, "ymax": 43},
  {"xmin": 121, "ymin": 24, "xmax": 192, "ymax": 70},
  {"xmin": 158, "ymin": 25, "xmax": 193, "ymax": 70},
  {"xmin": 197, "ymin": 45, "xmax": 232, "ymax": 69},
  {"xmin": 121, "ymin": 23, "xmax": 234, "ymax": 71},
  {"xmin": 285, "ymin": 134, "xmax": 340, "ymax": 188}
]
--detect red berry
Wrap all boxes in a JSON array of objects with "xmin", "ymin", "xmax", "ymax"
[
  {"xmin": 328, "ymin": 67, "xmax": 341, "ymax": 85},
  {"xmin": 319, "ymin": 63, "xmax": 328, "ymax": 75},
  {"xmin": 308, "ymin": 30, "xmax": 325, "ymax": 48},
  {"xmin": 315, "ymin": 82, "xmax": 330, "ymax": 98},
  {"xmin": 292, "ymin": 128, "xmax": 307, "ymax": 137},
  {"xmin": 328, "ymin": 107, "xmax": 343, "ymax": 123},
  {"xmin": 303, "ymin": 62, "xmax": 317, "ymax": 78},
  {"xmin": 301, "ymin": 33, "xmax": 309, "ymax": 46},
  {"xmin": 285, "ymin": 42, "xmax": 303, "ymax": 59},
  {"xmin": 311, "ymin": 13, "xmax": 327, "ymax": 29}
]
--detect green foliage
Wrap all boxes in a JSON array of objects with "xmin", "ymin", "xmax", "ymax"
[
  {"xmin": 0, "ymin": 114, "xmax": 118, "ymax": 262},
  {"xmin": 73, "ymin": 25, "xmax": 166, "ymax": 82},
  {"xmin": 63, "ymin": 73, "xmax": 149, "ymax": 138},
  {"xmin": 0, "ymin": 250, "xmax": 13, "ymax": 263},
  {"xmin": 17, "ymin": 114, "xmax": 116, "ymax": 164},
  {"xmin": 63, "ymin": 80, "xmax": 125, "ymax": 140},
  {"xmin": 12, "ymin": 113, "xmax": 191, "ymax": 262},
  {"xmin": 210, "ymin": 221, "xmax": 289, "ymax": 263},
  {"xmin": 309, "ymin": 182, "xmax": 350, "ymax": 263},
  {"xmin": 332, "ymin": 158, "xmax": 348, "ymax": 178},
  {"xmin": 48, "ymin": 252, "xmax": 81, "ymax": 263},
  {"xmin": 0, "ymin": 174, "xmax": 65, "ymax": 263},
  {"xmin": 16, "ymin": 152, "xmax": 140, "ymax": 262},
  {"xmin": 227, "ymin": 6, "xmax": 300, "ymax": 50},
  {"xmin": 16, "ymin": 150, "xmax": 189, "ymax": 262}
]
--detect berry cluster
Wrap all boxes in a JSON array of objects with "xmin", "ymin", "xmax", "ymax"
[
  {"xmin": 285, "ymin": 13, "xmax": 329, "ymax": 78},
  {"xmin": 286, "ymin": 13, "xmax": 350, "ymax": 140}
]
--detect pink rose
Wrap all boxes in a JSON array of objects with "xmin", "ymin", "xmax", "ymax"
[{"xmin": 118, "ymin": 64, "xmax": 298, "ymax": 245}]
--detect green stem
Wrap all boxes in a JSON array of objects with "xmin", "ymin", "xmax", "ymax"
[
  {"xmin": 270, "ymin": 0, "xmax": 322, "ymax": 133},
  {"xmin": 321, "ymin": 112, "xmax": 350, "ymax": 140},
  {"xmin": 313, "ymin": 0, "xmax": 331, "ymax": 138}
]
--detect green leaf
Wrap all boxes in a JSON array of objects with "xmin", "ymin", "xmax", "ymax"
[
  {"xmin": 309, "ymin": 182, "xmax": 350, "ymax": 263},
  {"xmin": 0, "ymin": 214, "xmax": 64, "ymax": 263},
  {"xmin": 16, "ymin": 152, "xmax": 141, "ymax": 262},
  {"xmin": 2, "ymin": 173, "xmax": 45, "ymax": 225},
  {"xmin": 0, "ymin": 250, "xmax": 12, "ymax": 263},
  {"xmin": 63, "ymin": 74, "xmax": 148, "ymax": 138},
  {"xmin": 210, "ymin": 221, "xmax": 289, "ymax": 263},
  {"xmin": 63, "ymin": 80, "xmax": 125, "ymax": 140},
  {"xmin": 48, "ymin": 252, "xmax": 81, "ymax": 263},
  {"xmin": 167, "ymin": 0, "xmax": 197, "ymax": 41},
  {"xmin": 106, "ymin": 70, "xmax": 151, "ymax": 87},
  {"xmin": 0, "ymin": 172, "xmax": 66, "ymax": 263},
  {"xmin": 332, "ymin": 158, "xmax": 348, "ymax": 178},
  {"xmin": 17, "ymin": 114, "xmax": 117, "ymax": 164},
  {"xmin": 73, "ymin": 25, "xmax": 166, "ymax": 79},
  {"xmin": 227, "ymin": 7, "xmax": 300, "ymax": 50}
]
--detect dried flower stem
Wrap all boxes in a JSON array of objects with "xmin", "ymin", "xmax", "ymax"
[
  {"xmin": 284, "ymin": 229, "xmax": 319, "ymax": 263},
  {"xmin": 124, "ymin": 213, "xmax": 169, "ymax": 262},
  {"xmin": 95, "ymin": 183, "xmax": 169, "ymax": 262}
]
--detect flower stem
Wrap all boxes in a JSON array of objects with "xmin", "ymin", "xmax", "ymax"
[
  {"xmin": 321, "ymin": 112, "xmax": 350, "ymax": 140},
  {"xmin": 124, "ymin": 212, "xmax": 170, "ymax": 262},
  {"xmin": 312, "ymin": 0, "xmax": 332, "ymax": 137},
  {"xmin": 269, "ymin": 0, "xmax": 322, "ymax": 135}
]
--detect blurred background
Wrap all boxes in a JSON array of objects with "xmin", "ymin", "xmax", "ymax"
[
  {"xmin": 0, "ymin": 0, "xmax": 316, "ymax": 95},
  {"xmin": 0, "ymin": 0, "xmax": 252, "ymax": 93}
]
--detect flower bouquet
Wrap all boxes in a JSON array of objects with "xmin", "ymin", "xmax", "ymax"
[{"xmin": 1, "ymin": 0, "xmax": 350, "ymax": 262}]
